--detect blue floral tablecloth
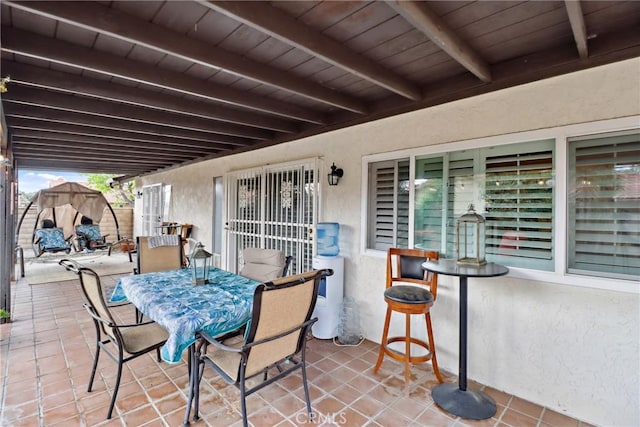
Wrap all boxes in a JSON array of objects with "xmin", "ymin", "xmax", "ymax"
[{"xmin": 110, "ymin": 268, "xmax": 259, "ymax": 363}]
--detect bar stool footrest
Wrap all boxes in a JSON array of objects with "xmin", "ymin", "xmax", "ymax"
[{"xmin": 382, "ymin": 336, "xmax": 433, "ymax": 364}]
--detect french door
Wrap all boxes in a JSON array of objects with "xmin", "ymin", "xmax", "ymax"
[
  {"xmin": 225, "ymin": 158, "xmax": 319, "ymax": 275},
  {"xmin": 141, "ymin": 184, "xmax": 164, "ymax": 236}
]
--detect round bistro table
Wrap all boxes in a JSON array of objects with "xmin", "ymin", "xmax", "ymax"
[{"xmin": 422, "ymin": 259, "xmax": 509, "ymax": 420}]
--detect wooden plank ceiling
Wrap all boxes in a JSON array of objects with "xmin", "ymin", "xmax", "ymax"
[{"xmin": 1, "ymin": 1, "xmax": 639, "ymax": 178}]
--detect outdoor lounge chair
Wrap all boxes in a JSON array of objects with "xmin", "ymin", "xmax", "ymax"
[
  {"xmin": 59, "ymin": 259, "xmax": 168, "ymax": 420},
  {"xmin": 73, "ymin": 216, "xmax": 110, "ymax": 252},
  {"xmin": 187, "ymin": 268, "xmax": 333, "ymax": 427},
  {"xmin": 32, "ymin": 219, "xmax": 72, "ymax": 257}
]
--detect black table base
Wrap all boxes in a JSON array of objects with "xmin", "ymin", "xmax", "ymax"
[{"xmin": 432, "ymin": 383, "xmax": 496, "ymax": 420}]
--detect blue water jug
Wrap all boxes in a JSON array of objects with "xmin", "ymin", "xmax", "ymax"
[{"xmin": 317, "ymin": 222, "xmax": 340, "ymax": 256}]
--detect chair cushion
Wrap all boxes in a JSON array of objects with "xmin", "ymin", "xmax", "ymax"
[
  {"xmin": 384, "ymin": 285, "xmax": 434, "ymax": 304},
  {"xmin": 76, "ymin": 224, "xmax": 103, "ymax": 242},
  {"xmin": 207, "ymin": 334, "xmax": 244, "ymax": 381},
  {"xmin": 35, "ymin": 228, "xmax": 70, "ymax": 250},
  {"xmin": 240, "ymin": 263, "xmax": 282, "ymax": 282},
  {"xmin": 240, "ymin": 248, "xmax": 286, "ymax": 282},
  {"xmin": 120, "ymin": 322, "xmax": 168, "ymax": 354},
  {"xmin": 243, "ymin": 248, "xmax": 284, "ymax": 266}
]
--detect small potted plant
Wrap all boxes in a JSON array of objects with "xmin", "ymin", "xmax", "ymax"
[{"xmin": 0, "ymin": 308, "xmax": 10, "ymax": 324}]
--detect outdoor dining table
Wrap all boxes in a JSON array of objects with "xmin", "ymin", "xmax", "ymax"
[{"xmin": 109, "ymin": 267, "xmax": 260, "ymax": 424}]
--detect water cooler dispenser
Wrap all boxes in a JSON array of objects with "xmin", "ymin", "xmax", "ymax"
[
  {"xmin": 312, "ymin": 222, "xmax": 344, "ymax": 339},
  {"xmin": 312, "ymin": 255, "xmax": 344, "ymax": 339}
]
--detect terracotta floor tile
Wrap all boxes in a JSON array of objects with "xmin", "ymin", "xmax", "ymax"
[
  {"xmin": 163, "ymin": 408, "xmax": 190, "ymax": 427},
  {"xmin": 313, "ymin": 372, "xmax": 345, "ymax": 393},
  {"xmin": 121, "ymin": 404, "xmax": 160, "ymax": 426},
  {"xmin": 351, "ymin": 395, "xmax": 386, "ymax": 418},
  {"xmin": 541, "ymin": 408, "xmax": 580, "ymax": 427},
  {"xmin": 372, "ymin": 406, "xmax": 413, "ymax": 426},
  {"xmin": 146, "ymin": 380, "xmax": 180, "ymax": 400},
  {"xmin": 509, "ymin": 396, "xmax": 544, "ymax": 418},
  {"xmin": 42, "ymin": 388, "xmax": 77, "ymax": 411},
  {"xmin": 155, "ymin": 393, "xmax": 186, "ymax": 415},
  {"xmin": 138, "ymin": 419, "xmax": 166, "ymax": 427},
  {"xmin": 501, "ymin": 407, "xmax": 539, "ymax": 427},
  {"xmin": 42, "ymin": 401, "xmax": 80, "ymax": 425},
  {"xmin": 331, "ymin": 383, "xmax": 362, "ymax": 405},
  {"xmin": 391, "ymin": 395, "xmax": 428, "ymax": 420},
  {"xmin": 4, "ymin": 413, "xmax": 41, "ymax": 427},
  {"xmin": 414, "ymin": 407, "xmax": 456, "ymax": 427},
  {"xmin": 115, "ymin": 391, "xmax": 152, "ymax": 413},
  {"xmin": 248, "ymin": 406, "xmax": 286, "ymax": 427},
  {"xmin": 270, "ymin": 393, "xmax": 306, "ymax": 417},
  {"xmin": 313, "ymin": 356, "xmax": 341, "ymax": 373},
  {"xmin": 483, "ymin": 386, "xmax": 512, "ymax": 407}
]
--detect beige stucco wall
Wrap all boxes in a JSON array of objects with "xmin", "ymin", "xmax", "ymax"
[{"xmin": 138, "ymin": 58, "xmax": 640, "ymax": 426}]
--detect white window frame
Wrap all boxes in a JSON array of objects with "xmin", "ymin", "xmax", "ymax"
[{"xmin": 361, "ymin": 116, "xmax": 640, "ymax": 294}]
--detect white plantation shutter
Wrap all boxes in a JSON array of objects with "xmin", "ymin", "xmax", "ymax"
[
  {"xmin": 568, "ymin": 131, "xmax": 640, "ymax": 279},
  {"xmin": 368, "ymin": 159, "xmax": 409, "ymax": 250},
  {"xmin": 484, "ymin": 141, "xmax": 555, "ymax": 270},
  {"xmin": 414, "ymin": 156, "xmax": 445, "ymax": 252},
  {"xmin": 445, "ymin": 155, "xmax": 475, "ymax": 258}
]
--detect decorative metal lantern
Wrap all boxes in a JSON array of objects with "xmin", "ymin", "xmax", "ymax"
[
  {"xmin": 456, "ymin": 204, "xmax": 487, "ymax": 266},
  {"xmin": 190, "ymin": 242, "xmax": 212, "ymax": 285}
]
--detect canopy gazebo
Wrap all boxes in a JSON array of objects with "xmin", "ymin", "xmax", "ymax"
[{"xmin": 15, "ymin": 182, "xmax": 123, "ymax": 272}]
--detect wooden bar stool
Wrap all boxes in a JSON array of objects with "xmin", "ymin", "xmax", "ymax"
[{"xmin": 374, "ymin": 248, "xmax": 444, "ymax": 386}]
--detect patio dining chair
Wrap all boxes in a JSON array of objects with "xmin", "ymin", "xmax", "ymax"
[
  {"xmin": 59, "ymin": 259, "xmax": 168, "ymax": 420},
  {"xmin": 134, "ymin": 235, "xmax": 183, "ymax": 322},
  {"xmin": 135, "ymin": 235, "xmax": 183, "ymax": 274},
  {"xmin": 239, "ymin": 247, "xmax": 293, "ymax": 282},
  {"xmin": 187, "ymin": 268, "xmax": 333, "ymax": 427}
]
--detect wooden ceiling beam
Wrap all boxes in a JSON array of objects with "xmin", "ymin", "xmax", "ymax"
[
  {"xmin": 7, "ymin": 115, "xmax": 229, "ymax": 151},
  {"xmin": 4, "ymin": 104, "xmax": 244, "ymax": 148},
  {"xmin": 1, "ymin": 27, "xmax": 325, "ymax": 124},
  {"xmin": 201, "ymin": 1, "xmax": 422, "ymax": 101},
  {"xmin": 12, "ymin": 147, "xmax": 174, "ymax": 166},
  {"xmin": 564, "ymin": 0, "xmax": 589, "ymax": 59},
  {"xmin": 4, "ymin": 0, "xmax": 367, "ymax": 114},
  {"xmin": 3, "ymin": 85, "xmax": 270, "ymax": 141},
  {"xmin": 1, "ymin": 61, "xmax": 298, "ymax": 134},
  {"xmin": 12, "ymin": 140, "xmax": 204, "ymax": 162},
  {"xmin": 15, "ymin": 159, "xmax": 150, "ymax": 174},
  {"xmin": 389, "ymin": 1, "xmax": 492, "ymax": 83},
  {"xmin": 11, "ymin": 131, "xmax": 220, "ymax": 156}
]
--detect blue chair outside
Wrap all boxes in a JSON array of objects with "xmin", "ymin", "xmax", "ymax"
[
  {"xmin": 74, "ymin": 217, "xmax": 110, "ymax": 252},
  {"xmin": 33, "ymin": 227, "xmax": 72, "ymax": 257}
]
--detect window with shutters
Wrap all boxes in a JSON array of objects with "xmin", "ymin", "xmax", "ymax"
[
  {"xmin": 568, "ymin": 130, "xmax": 640, "ymax": 279},
  {"xmin": 363, "ymin": 119, "xmax": 639, "ymax": 285},
  {"xmin": 410, "ymin": 140, "xmax": 555, "ymax": 270},
  {"xmin": 367, "ymin": 159, "xmax": 409, "ymax": 251}
]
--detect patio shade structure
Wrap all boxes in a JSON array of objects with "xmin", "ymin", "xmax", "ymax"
[
  {"xmin": 0, "ymin": 0, "xmax": 638, "ymax": 178},
  {"xmin": 16, "ymin": 182, "xmax": 122, "ymax": 256}
]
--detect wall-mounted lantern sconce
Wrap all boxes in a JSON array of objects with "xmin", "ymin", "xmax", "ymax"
[{"xmin": 327, "ymin": 163, "xmax": 344, "ymax": 186}]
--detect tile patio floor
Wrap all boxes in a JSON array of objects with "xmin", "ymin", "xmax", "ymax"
[{"xmin": 0, "ymin": 273, "xmax": 592, "ymax": 427}]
